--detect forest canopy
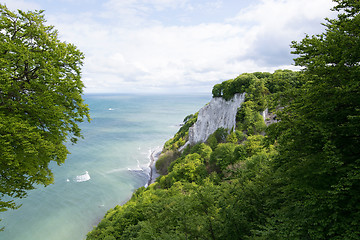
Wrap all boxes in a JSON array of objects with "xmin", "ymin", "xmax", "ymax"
[
  {"xmin": 87, "ymin": 1, "xmax": 359, "ymax": 239},
  {"xmin": 0, "ymin": 4, "xmax": 90, "ymax": 215}
]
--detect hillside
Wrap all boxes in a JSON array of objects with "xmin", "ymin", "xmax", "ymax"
[{"xmin": 86, "ymin": 2, "xmax": 360, "ymax": 239}]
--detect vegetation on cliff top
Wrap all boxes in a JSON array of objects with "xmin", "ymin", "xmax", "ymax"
[
  {"xmin": 86, "ymin": 68, "xmax": 301, "ymax": 240},
  {"xmin": 87, "ymin": 1, "xmax": 359, "ymax": 239}
]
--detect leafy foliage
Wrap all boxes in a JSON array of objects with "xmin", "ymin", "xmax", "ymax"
[
  {"xmin": 87, "ymin": 67, "xmax": 301, "ymax": 239},
  {"xmin": 88, "ymin": 1, "xmax": 360, "ymax": 239},
  {"xmin": 263, "ymin": 1, "xmax": 360, "ymax": 237},
  {"xmin": 0, "ymin": 5, "xmax": 89, "ymax": 214},
  {"xmin": 159, "ymin": 153, "xmax": 208, "ymax": 188},
  {"xmin": 156, "ymin": 113, "xmax": 199, "ymax": 175},
  {"xmin": 236, "ymin": 100, "xmax": 266, "ymax": 134},
  {"xmin": 163, "ymin": 112, "xmax": 198, "ymax": 152}
]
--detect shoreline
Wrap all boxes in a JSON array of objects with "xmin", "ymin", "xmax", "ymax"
[
  {"xmin": 146, "ymin": 147, "xmax": 162, "ymax": 187},
  {"xmin": 92, "ymin": 148, "xmax": 162, "ymax": 227}
]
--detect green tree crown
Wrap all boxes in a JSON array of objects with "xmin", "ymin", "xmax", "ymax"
[{"xmin": 0, "ymin": 4, "xmax": 90, "ymax": 214}]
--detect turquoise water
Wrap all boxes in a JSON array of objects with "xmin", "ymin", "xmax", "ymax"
[{"xmin": 1, "ymin": 94, "xmax": 210, "ymax": 240}]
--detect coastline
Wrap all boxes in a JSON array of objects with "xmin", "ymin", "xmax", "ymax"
[
  {"xmin": 146, "ymin": 147, "xmax": 162, "ymax": 187},
  {"xmin": 92, "ymin": 147, "xmax": 162, "ymax": 227}
]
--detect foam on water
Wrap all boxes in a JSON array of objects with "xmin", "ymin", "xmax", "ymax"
[{"xmin": 74, "ymin": 171, "xmax": 91, "ymax": 182}]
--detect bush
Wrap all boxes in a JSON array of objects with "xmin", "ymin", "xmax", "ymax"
[
  {"xmin": 155, "ymin": 150, "xmax": 179, "ymax": 175},
  {"xmin": 244, "ymin": 135, "xmax": 265, "ymax": 156},
  {"xmin": 211, "ymin": 73, "xmax": 261, "ymax": 101},
  {"xmin": 233, "ymin": 145, "xmax": 246, "ymax": 162},
  {"xmin": 210, "ymin": 143, "xmax": 237, "ymax": 171},
  {"xmin": 213, "ymin": 127, "xmax": 229, "ymax": 143},
  {"xmin": 164, "ymin": 113, "xmax": 198, "ymax": 151},
  {"xmin": 160, "ymin": 153, "xmax": 208, "ymax": 188},
  {"xmin": 235, "ymin": 130, "xmax": 246, "ymax": 142},
  {"xmin": 236, "ymin": 101, "xmax": 266, "ymax": 134},
  {"xmin": 212, "ymin": 83, "xmax": 223, "ymax": 97},
  {"xmin": 226, "ymin": 131, "xmax": 238, "ymax": 143},
  {"xmin": 206, "ymin": 127, "xmax": 229, "ymax": 150},
  {"xmin": 189, "ymin": 143, "xmax": 212, "ymax": 163},
  {"xmin": 206, "ymin": 134, "xmax": 218, "ymax": 151}
]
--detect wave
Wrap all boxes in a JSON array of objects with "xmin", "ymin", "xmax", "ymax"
[
  {"xmin": 103, "ymin": 146, "xmax": 162, "ymax": 187},
  {"xmin": 145, "ymin": 146, "xmax": 162, "ymax": 187},
  {"xmin": 74, "ymin": 171, "xmax": 91, "ymax": 182},
  {"xmin": 106, "ymin": 168, "xmax": 128, "ymax": 174}
]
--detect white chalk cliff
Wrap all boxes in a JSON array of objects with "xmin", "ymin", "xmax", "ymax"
[{"xmin": 180, "ymin": 93, "xmax": 246, "ymax": 151}]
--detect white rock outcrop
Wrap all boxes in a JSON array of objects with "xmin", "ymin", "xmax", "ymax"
[{"xmin": 186, "ymin": 93, "xmax": 246, "ymax": 146}]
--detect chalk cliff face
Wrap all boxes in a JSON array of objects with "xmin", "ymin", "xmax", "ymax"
[{"xmin": 187, "ymin": 93, "xmax": 246, "ymax": 145}]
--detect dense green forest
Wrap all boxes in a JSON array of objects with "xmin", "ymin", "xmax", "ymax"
[{"xmin": 86, "ymin": 1, "xmax": 360, "ymax": 239}]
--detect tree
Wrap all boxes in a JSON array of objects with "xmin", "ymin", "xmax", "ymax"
[
  {"xmin": 160, "ymin": 153, "xmax": 208, "ymax": 188},
  {"xmin": 210, "ymin": 143, "xmax": 237, "ymax": 171},
  {"xmin": 266, "ymin": 0, "xmax": 360, "ymax": 238},
  {"xmin": 0, "ymin": 5, "xmax": 90, "ymax": 214}
]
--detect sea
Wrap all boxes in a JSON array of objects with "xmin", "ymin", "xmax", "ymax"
[{"xmin": 0, "ymin": 93, "xmax": 211, "ymax": 240}]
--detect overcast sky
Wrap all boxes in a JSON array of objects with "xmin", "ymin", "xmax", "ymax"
[{"xmin": 3, "ymin": 0, "xmax": 335, "ymax": 94}]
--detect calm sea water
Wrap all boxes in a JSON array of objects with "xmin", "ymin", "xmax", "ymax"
[{"xmin": 1, "ymin": 94, "xmax": 210, "ymax": 240}]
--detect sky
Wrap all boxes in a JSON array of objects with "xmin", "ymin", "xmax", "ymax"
[{"xmin": 2, "ymin": 0, "xmax": 336, "ymax": 94}]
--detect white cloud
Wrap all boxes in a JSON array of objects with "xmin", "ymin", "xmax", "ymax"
[
  {"xmin": 2, "ymin": 0, "xmax": 40, "ymax": 11},
  {"xmin": 78, "ymin": 23, "xmax": 250, "ymax": 93},
  {"xmin": 228, "ymin": 0, "xmax": 336, "ymax": 66},
  {"xmin": 2, "ymin": 0, "xmax": 336, "ymax": 93}
]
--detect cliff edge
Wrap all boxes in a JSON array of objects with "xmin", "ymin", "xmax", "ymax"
[{"xmin": 179, "ymin": 93, "xmax": 246, "ymax": 151}]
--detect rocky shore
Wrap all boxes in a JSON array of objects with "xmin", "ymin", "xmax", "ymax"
[{"xmin": 146, "ymin": 147, "xmax": 162, "ymax": 187}]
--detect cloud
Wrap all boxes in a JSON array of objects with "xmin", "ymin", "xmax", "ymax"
[
  {"xmin": 2, "ymin": 0, "xmax": 336, "ymax": 93},
  {"xmin": 2, "ymin": 0, "xmax": 40, "ymax": 11},
  {"xmin": 228, "ymin": 0, "xmax": 336, "ymax": 67},
  {"xmin": 79, "ymin": 23, "xmax": 249, "ymax": 93},
  {"xmin": 100, "ymin": 0, "xmax": 224, "ymax": 27}
]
